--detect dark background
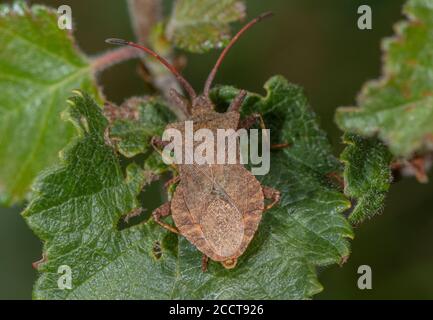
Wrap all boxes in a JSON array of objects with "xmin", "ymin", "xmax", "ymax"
[{"xmin": 1, "ymin": 0, "xmax": 433, "ymax": 299}]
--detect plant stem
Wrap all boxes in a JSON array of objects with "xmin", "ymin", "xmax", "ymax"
[
  {"xmin": 91, "ymin": 47, "xmax": 141, "ymax": 73},
  {"xmin": 127, "ymin": 0, "xmax": 186, "ymax": 119},
  {"xmin": 127, "ymin": 0, "xmax": 162, "ymax": 45}
]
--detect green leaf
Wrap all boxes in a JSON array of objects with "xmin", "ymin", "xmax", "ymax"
[
  {"xmin": 166, "ymin": 0, "xmax": 246, "ymax": 53},
  {"xmin": 106, "ymin": 97, "xmax": 175, "ymax": 158},
  {"xmin": 340, "ymin": 134, "xmax": 392, "ymax": 225},
  {"xmin": 336, "ymin": 0, "xmax": 433, "ymax": 158},
  {"xmin": 0, "ymin": 2, "xmax": 99, "ymax": 205},
  {"xmin": 25, "ymin": 77, "xmax": 353, "ymax": 299},
  {"xmin": 23, "ymin": 91, "xmax": 148, "ymax": 299}
]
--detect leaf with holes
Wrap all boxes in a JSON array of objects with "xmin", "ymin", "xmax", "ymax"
[
  {"xmin": 336, "ymin": 0, "xmax": 433, "ymax": 158},
  {"xmin": 23, "ymin": 92, "xmax": 149, "ymax": 299},
  {"xmin": 0, "ymin": 1, "xmax": 99, "ymax": 205},
  {"xmin": 26, "ymin": 77, "xmax": 354, "ymax": 299},
  {"xmin": 166, "ymin": 0, "xmax": 246, "ymax": 53}
]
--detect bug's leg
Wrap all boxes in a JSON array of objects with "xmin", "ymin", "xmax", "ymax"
[
  {"xmin": 124, "ymin": 207, "xmax": 143, "ymax": 223},
  {"xmin": 152, "ymin": 202, "xmax": 180, "ymax": 234},
  {"xmin": 227, "ymin": 90, "xmax": 247, "ymax": 113},
  {"xmin": 169, "ymin": 88, "xmax": 191, "ymax": 117},
  {"xmin": 238, "ymin": 113, "xmax": 272, "ymax": 153},
  {"xmin": 238, "ymin": 112, "xmax": 264, "ymax": 130},
  {"xmin": 201, "ymin": 255, "xmax": 209, "ymax": 272},
  {"xmin": 151, "ymin": 136, "xmax": 169, "ymax": 150},
  {"xmin": 164, "ymin": 175, "xmax": 181, "ymax": 190},
  {"xmin": 239, "ymin": 114, "xmax": 290, "ymax": 150},
  {"xmin": 151, "ymin": 136, "xmax": 179, "ymax": 171},
  {"xmin": 271, "ymin": 143, "xmax": 290, "ymax": 150},
  {"xmin": 263, "ymin": 186, "xmax": 281, "ymax": 211}
]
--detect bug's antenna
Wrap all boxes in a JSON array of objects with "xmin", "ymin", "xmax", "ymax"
[
  {"xmin": 106, "ymin": 38, "xmax": 197, "ymax": 100},
  {"xmin": 203, "ymin": 12, "xmax": 274, "ymax": 97}
]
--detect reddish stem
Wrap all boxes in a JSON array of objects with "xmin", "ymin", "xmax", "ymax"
[{"xmin": 91, "ymin": 47, "xmax": 141, "ymax": 73}]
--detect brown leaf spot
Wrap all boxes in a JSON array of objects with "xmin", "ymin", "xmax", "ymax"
[
  {"xmin": 32, "ymin": 252, "xmax": 47, "ymax": 270},
  {"xmin": 401, "ymin": 82, "xmax": 413, "ymax": 99},
  {"xmin": 411, "ymin": 157, "xmax": 429, "ymax": 183},
  {"xmin": 103, "ymin": 100, "xmax": 140, "ymax": 124},
  {"xmin": 326, "ymin": 171, "xmax": 345, "ymax": 190},
  {"xmin": 404, "ymin": 103, "xmax": 417, "ymax": 112},
  {"xmin": 406, "ymin": 59, "xmax": 418, "ymax": 66},
  {"xmin": 339, "ymin": 255, "xmax": 349, "ymax": 266}
]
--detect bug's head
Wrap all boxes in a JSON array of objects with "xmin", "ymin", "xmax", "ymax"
[
  {"xmin": 191, "ymin": 95, "xmax": 215, "ymax": 116},
  {"xmin": 106, "ymin": 12, "xmax": 273, "ymax": 118}
]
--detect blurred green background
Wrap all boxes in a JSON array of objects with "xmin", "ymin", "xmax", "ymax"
[{"xmin": 1, "ymin": 0, "xmax": 433, "ymax": 299}]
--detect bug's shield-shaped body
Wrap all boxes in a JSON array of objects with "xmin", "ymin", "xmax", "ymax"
[
  {"xmin": 172, "ymin": 165, "xmax": 265, "ymax": 264},
  {"xmin": 167, "ymin": 111, "xmax": 265, "ymax": 267},
  {"xmin": 107, "ymin": 12, "xmax": 277, "ymax": 270}
]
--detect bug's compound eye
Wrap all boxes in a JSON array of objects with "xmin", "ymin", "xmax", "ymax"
[{"xmin": 221, "ymin": 258, "xmax": 237, "ymax": 269}]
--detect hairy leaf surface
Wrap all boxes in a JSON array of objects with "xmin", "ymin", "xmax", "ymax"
[
  {"xmin": 336, "ymin": 0, "xmax": 433, "ymax": 158},
  {"xmin": 107, "ymin": 97, "xmax": 175, "ymax": 158},
  {"xmin": 0, "ymin": 2, "xmax": 99, "ymax": 205},
  {"xmin": 26, "ymin": 77, "xmax": 354, "ymax": 299},
  {"xmin": 166, "ymin": 0, "xmax": 246, "ymax": 53},
  {"xmin": 340, "ymin": 134, "xmax": 392, "ymax": 225}
]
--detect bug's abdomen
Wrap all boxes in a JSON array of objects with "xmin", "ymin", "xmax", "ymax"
[
  {"xmin": 171, "ymin": 165, "xmax": 265, "ymax": 263},
  {"xmin": 200, "ymin": 198, "xmax": 244, "ymax": 258}
]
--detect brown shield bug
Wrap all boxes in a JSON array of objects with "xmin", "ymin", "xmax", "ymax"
[{"xmin": 107, "ymin": 12, "xmax": 281, "ymax": 271}]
